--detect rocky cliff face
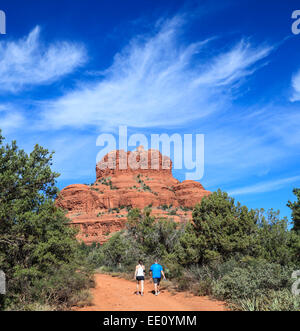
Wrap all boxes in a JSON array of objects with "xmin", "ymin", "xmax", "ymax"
[{"xmin": 56, "ymin": 147, "xmax": 210, "ymax": 244}]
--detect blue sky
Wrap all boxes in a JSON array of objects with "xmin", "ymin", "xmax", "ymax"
[{"xmin": 0, "ymin": 0, "xmax": 300, "ymax": 221}]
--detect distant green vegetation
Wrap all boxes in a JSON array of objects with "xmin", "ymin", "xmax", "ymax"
[
  {"xmin": 134, "ymin": 174, "xmax": 158, "ymax": 195},
  {"xmin": 98, "ymin": 177, "xmax": 118, "ymax": 190},
  {"xmin": 82, "ymin": 190, "xmax": 300, "ymax": 311},
  {"xmin": 168, "ymin": 209, "xmax": 177, "ymax": 215},
  {"xmin": 157, "ymin": 204, "xmax": 178, "ymax": 215},
  {"xmin": 91, "ymin": 187, "xmax": 103, "ymax": 193}
]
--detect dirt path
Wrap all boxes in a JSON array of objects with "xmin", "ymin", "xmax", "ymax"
[{"xmin": 78, "ymin": 274, "xmax": 227, "ymax": 311}]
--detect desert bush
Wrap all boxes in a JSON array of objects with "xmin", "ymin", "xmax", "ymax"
[
  {"xmin": 168, "ymin": 209, "xmax": 177, "ymax": 215},
  {"xmin": 100, "ymin": 232, "xmax": 137, "ymax": 268},
  {"xmin": 27, "ymin": 264, "xmax": 93, "ymax": 308},
  {"xmin": 170, "ymin": 256, "xmax": 299, "ymax": 311},
  {"xmin": 233, "ymin": 289, "xmax": 300, "ymax": 311},
  {"xmin": 256, "ymin": 209, "xmax": 299, "ymax": 264},
  {"xmin": 211, "ymin": 260, "xmax": 295, "ymax": 303},
  {"xmin": 5, "ymin": 302, "xmax": 56, "ymax": 311}
]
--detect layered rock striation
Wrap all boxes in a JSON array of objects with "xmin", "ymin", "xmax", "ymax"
[{"xmin": 57, "ymin": 147, "xmax": 210, "ymax": 244}]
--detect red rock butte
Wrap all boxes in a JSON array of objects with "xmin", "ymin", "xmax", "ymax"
[{"xmin": 56, "ymin": 147, "xmax": 211, "ymax": 244}]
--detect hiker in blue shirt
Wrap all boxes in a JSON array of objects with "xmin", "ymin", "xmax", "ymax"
[{"xmin": 149, "ymin": 259, "xmax": 166, "ymax": 296}]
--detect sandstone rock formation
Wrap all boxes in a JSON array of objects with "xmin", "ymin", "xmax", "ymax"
[{"xmin": 57, "ymin": 147, "xmax": 210, "ymax": 244}]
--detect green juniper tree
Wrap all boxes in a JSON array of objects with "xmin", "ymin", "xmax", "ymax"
[
  {"xmin": 0, "ymin": 131, "xmax": 92, "ymax": 310},
  {"xmin": 287, "ymin": 188, "xmax": 300, "ymax": 233},
  {"xmin": 191, "ymin": 189, "xmax": 259, "ymax": 263}
]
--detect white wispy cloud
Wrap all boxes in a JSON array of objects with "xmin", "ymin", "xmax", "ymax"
[
  {"xmin": 0, "ymin": 26, "xmax": 86, "ymax": 92},
  {"xmin": 228, "ymin": 176, "xmax": 300, "ymax": 195},
  {"xmin": 264, "ymin": 109, "xmax": 300, "ymax": 147},
  {"xmin": 40, "ymin": 17, "xmax": 273, "ymax": 130},
  {"xmin": 203, "ymin": 101, "xmax": 300, "ymax": 188},
  {"xmin": 193, "ymin": 39, "xmax": 272, "ymax": 87},
  {"xmin": 0, "ymin": 104, "xmax": 24, "ymax": 133},
  {"xmin": 290, "ymin": 68, "xmax": 300, "ymax": 101}
]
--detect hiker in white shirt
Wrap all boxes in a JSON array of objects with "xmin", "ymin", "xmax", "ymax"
[{"xmin": 134, "ymin": 260, "xmax": 145, "ymax": 296}]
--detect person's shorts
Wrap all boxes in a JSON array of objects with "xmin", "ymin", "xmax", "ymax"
[
  {"xmin": 153, "ymin": 277, "xmax": 161, "ymax": 285},
  {"xmin": 136, "ymin": 276, "xmax": 144, "ymax": 281}
]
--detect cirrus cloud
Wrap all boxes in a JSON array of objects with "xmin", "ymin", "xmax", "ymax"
[
  {"xmin": 40, "ymin": 17, "xmax": 274, "ymax": 130},
  {"xmin": 0, "ymin": 26, "xmax": 86, "ymax": 92},
  {"xmin": 228, "ymin": 176, "xmax": 300, "ymax": 196},
  {"xmin": 290, "ymin": 68, "xmax": 300, "ymax": 101}
]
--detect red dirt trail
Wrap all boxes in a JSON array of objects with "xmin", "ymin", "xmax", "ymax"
[{"xmin": 77, "ymin": 274, "xmax": 227, "ymax": 311}]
